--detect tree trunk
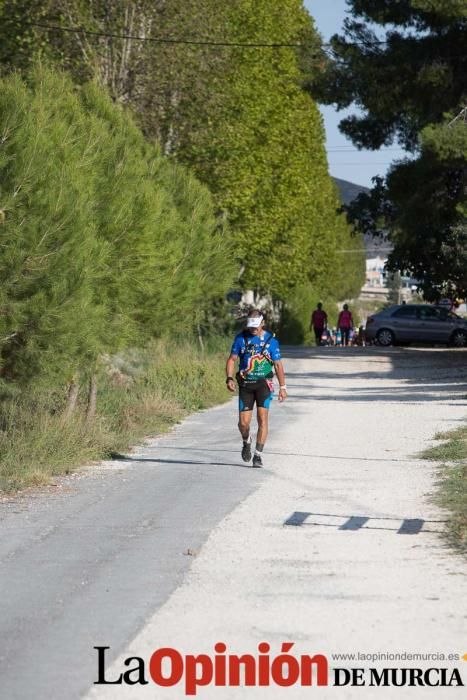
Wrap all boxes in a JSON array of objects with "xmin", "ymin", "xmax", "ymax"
[
  {"xmin": 86, "ymin": 373, "xmax": 98, "ymax": 421},
  {"xmin": 63, "ymin": 375, "xmax": 80, "ymax": 420},
  {"xmin": 197, "ymin": 324, "xmax": 205, "ymax": 352}
]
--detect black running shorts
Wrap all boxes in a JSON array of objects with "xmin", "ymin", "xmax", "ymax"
[{"xmin": 238, "ymin": 379, "xmax": 273, "ymax": 411}]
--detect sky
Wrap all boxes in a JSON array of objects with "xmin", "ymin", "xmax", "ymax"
[{"xmin": 304, "ymin": 0, "xmax": 406, "ymax": 188}]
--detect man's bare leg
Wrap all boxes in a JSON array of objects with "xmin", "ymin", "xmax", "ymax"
[
  {"xmin": 239, "ymin": 410, "xmax": 253, "ymax": 462},
  {"xmin": 256, "ymin": 407, "xmax": 269, "ymax": 447},
  {"xmin": 252, "ymin": 407, "xmax": 269, "ymax": 467}
]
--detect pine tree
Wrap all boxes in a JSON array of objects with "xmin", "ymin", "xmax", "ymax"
[
  {"xmin": 0, "ymin": 63, "xmax": 234, "ymax": 389},
  {"xmin": 0, "ymin": 66, "xmax": 108, "ymax": 385},
  {"xmin": 314, "ymin": 0, "xmax": 467, "ymax": 298},
  {"xmin": 79, "ymin": 81, "xmax": 234, "ymax": 340}
]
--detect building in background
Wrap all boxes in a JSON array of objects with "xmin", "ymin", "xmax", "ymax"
[{"xmin": 365, "ymin": 255, "xmax": 386, "ymax": 288}]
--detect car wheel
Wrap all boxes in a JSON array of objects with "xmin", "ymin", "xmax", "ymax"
[
  {"xmin": 449, "ymin": 329, "xmax": 467, "ymax": 348},
  {"xmin": 376, "ymin": 328, "xmax": 395, "ymax": 347}
]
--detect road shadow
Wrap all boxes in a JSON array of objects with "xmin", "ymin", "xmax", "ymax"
[
  {"xmin": 109, "ymin": 454, "xmax": 256, "ymax": 470},
  {"xmin": 284, "ymin": 510, "xmax": 446, "ymax": 534},
  {"xmin": 282, "ymin": 347, "xmax": 467, "ymax": 406}
]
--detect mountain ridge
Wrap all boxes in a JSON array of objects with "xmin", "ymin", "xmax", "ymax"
[{"xmin": 333, "ymin": 177, "xmax": 390, "ymax": 259}]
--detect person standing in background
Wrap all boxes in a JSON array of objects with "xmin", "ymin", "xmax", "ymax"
[
  {"xmin": 311, "ymin": 302, "xmax": 328, "ymax": 346},
  {"xmin": 337, "ymin": 304, "xmax": 354, "ymax": 347}
]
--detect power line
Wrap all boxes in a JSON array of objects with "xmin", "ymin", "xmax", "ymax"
[
  {"xmin": 328, "ymin": 162, "xmax": 396, "ymax": 165},
  {"xmin": 26, "ymin": 20, "xmax": 464, "ymax": 70},
  {"xmin": 27, "ymin": 20, "xmax": 391, "ymax": 49},
  {"xmin": 327, "ymin": 148, "xmax": 407, "ymax": 153},
  {"xmin": 28, "ymin": 21, "xmax": 307, "ymax": 48},
  {"xmin": 326, "ymin": 142, "xmax": 407, "ymax": 147},
  {"xmin": 336, "ymin": 248, "xmax": 392, "ymax": 253},
  {"xmin": 23, "ymin": 21, "xmax": 465, "ymax": 70}
]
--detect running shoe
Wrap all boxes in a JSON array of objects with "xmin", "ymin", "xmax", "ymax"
[
  {"xmin": 252, "ymin": 453, "xmax": 263, "ymax": 468},
  {"xmin": 241, "ymin": 439, "xmax": 252, "ymax": 463}
]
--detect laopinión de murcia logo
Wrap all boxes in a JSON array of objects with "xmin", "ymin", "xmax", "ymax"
[{"xmin": 94, "ymin": 644, "xmax": 464, "ymax": 695}]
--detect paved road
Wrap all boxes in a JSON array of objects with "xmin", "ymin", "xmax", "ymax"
[{"xmin": 1, "ymin": 348, "xmax": 466, "ymax": 699}]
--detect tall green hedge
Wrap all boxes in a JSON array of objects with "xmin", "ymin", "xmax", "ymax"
[{"xmin": 0, "ymin": 65, "xmax": 233, "ymax": 387}]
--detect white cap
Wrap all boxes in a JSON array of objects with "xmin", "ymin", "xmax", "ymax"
[{"xmin": 246, "ymin": 315, "xmax": 263, "ymax": 328}]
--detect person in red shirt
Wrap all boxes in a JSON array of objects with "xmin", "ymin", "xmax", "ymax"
[
  {"xmin": 311, "ymin": 303, "xmax": 328, "ymax": 346},
  {"xmin": 337, "ymin": 304, "xmax": 354, "ymax": 346}
]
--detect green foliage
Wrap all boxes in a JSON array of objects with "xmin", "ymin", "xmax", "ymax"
[
  {"xmin": 279, "ymin": 179, "xmax": 365, "ymax": 343},
  {"xmin": 0, "ymin": 1, "xmax": 50, "ymax": 73},
  {"xmin": 176, "ymin": 0, "xmax": 362, "ymax": 302},
  {"xmin": 346, "ymin": 153, "xmax": 466, "ymax": 300},
  {"xmin": 313, "ymin": 0, "xmax": 467, "ymax": 299},
  {"xmin": 78, "ymin": 81, "xmax": 234, "ymax": 342},
  {"xmin": 332, "ymin": 204, "xmax": 366, "ymax": 301},
  {"xmin": 0, "ymin": 1, "xmax": 364, "ymax": 322},
  {"xmin": 315, "ymin": 0, "xmax": 467, "ymax": 149},
  {"xmin": 436, "ymin": 461, "xmax": 467, "ymax": 554},
  {"xmin": 0, "ymin": 64, "xmax": 233, "ymax": 386},
  {"xmin": 421, "ymin": 422, "xmax": 467, "ymax": 553},
  {"xmin": 0, "ymin": 66, "xmax": 107, "ymax": 384}
]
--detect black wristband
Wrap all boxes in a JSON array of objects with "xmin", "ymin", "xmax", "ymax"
[{"xmin": 226, "ymin": 376, "xmax": 234, "ymax": 383}]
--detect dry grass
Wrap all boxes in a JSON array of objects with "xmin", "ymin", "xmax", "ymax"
[
  {"xmin": 422, "ymin": 424, "xmax": 467, "ymax": 553},
  {"xmin": 0, "ymin": 338, "xmax": 230, "ymax": 493}
]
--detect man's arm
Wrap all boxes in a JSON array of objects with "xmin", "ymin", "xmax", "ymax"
[
  {"xmin": 274, "ymin": 360, "xmax": 287, "ymax": 402},
  {"xmin": 226, "ymin": 354, "xmax": 237, "ymax": 392}
]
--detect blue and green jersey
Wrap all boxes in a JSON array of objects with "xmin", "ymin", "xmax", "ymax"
[{"xmin": 230, "ymin": 332, "xmax": 281, "ymax": 381}]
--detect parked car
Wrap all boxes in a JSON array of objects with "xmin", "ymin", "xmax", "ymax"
[{"xmin": 365, "ymin": 304, "xmax": 467, "ymax": 347}]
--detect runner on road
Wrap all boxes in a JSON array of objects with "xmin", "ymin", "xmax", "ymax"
[{"xmin": 226, "ymin": 310, "xmax": 287, "ymax": 467}]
